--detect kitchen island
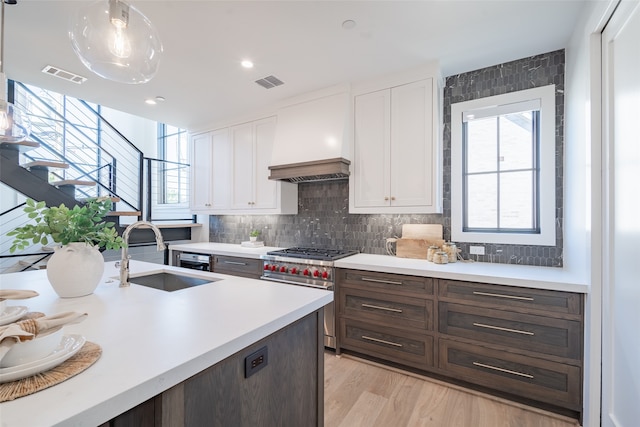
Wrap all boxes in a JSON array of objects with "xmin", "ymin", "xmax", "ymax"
[{"xmin": 0, "ymin": 260, "xmax": 332, "ymax": 426}]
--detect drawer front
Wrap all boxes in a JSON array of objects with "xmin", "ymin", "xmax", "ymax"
[
  {"xmin": 338, "ymin": 269, "xmax": 433, "ymax": 295},
  {"xmin": 340, "ymin": 288, "xmax": 433, "ymax": 330},
  {"xmin": 439, "ymin": 279, "xmax": 582, "ymax": 315},
  {"xmin": 439, "ymin": 339, "xmax": 581, "ymax": 410},
  {"xmin": 213, "ymin": 256, "xmax": 262, "ymax": 279},
  {"xmin": 439, "ymin": 303, "xmax": 582, "ymax": 360},
  {"xmin": 340, "ymin": 320, "xmax": 434, "ymax": 369}
]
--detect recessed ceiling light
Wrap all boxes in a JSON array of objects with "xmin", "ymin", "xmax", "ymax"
[
  {"xmin": 145, "ymin": 98, "xmax": 157, "ymax": 105},
  {"xmin": 342, "ymin": 19, "xmax": 356, "ymax": 30},
  {"xmin": 241, "ymin": 60, "xmax": 254, "ymax": 69}
]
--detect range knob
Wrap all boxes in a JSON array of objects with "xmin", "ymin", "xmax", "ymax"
[
  {"xmin": 279, "ymin": 266, "xmax": 288, "ymax": 273},
  {"xmin": 312, "ymin": 269, "xmax": 320, "ymax": 278},
  {"xmin": 290, "ymin": 267, "xmax": 298, "ymax": 274},
  {"xmin": 322, "ymin": 270, "xmax": 329, "ymax": 279},
  {"xmin": 271, "ymin": 265, "xmax": 278, "ymax": 272},
  {"xmin": 302, "ymin": 268, "xmax": 310, "ymax": 276},
  {"xmin": 264, "ymin": 264, "xmax": 270, "ymax": 270}
]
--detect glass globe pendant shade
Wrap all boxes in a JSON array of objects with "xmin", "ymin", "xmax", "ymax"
[
  {"xmin": 69, "ymin": 0, "xmax": 163, "ymax": 84},
  {"xmin": 0, "ymin": 99, "xmax": 31, "ymax": 143}
]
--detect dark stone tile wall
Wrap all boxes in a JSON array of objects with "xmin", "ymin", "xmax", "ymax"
[{"xmin": 210, "ymin": 50, "xmax": 565, "ymax": 267}]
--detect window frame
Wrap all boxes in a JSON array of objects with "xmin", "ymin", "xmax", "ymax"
[
  {"xmin": 451, "ymin": 85, "xmax": 556, "ymax": 245},
  {"xmin": 156, "ymin": 123, "xmax": 189, "ymax": 206}
]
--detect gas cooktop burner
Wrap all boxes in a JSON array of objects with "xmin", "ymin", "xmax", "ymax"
[{"xmin": 266, "ymin": 247, "xmax": 358, "ymax": 261}]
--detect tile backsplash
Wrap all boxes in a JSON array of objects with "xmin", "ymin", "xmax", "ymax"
[{"xmin": 209, "ymin": 49, "xmax": 564, "ymax": 267}]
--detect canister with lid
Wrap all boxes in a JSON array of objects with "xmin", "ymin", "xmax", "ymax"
[
  {"xmin": 442, "ymin": 242, "xmax": 458, "ymax": 263},
  {"xmin": 426, "ymin": 245, "xmax": 440, "ymax": 262},
  {"xmin": 432, "ymin": 251, "xmax": 449, "ymax": 264}
]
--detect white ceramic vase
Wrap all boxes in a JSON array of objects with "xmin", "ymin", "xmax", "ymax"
[{"xmin": 46, "ymin": 242, "xmax": 105, "ymax": 298}]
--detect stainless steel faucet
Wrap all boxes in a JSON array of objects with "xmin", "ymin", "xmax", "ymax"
[{"xmin": 119, "ymin": 221, "xmax": 166, "ymax": 287}]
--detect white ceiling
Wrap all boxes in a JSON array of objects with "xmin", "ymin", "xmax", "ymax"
[{"xmin": 3, "ymin": 1, "xmax": 588, "ymax": 132}]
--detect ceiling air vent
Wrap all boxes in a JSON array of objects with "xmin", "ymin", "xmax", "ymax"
[
  {"xmin": 42, "ymin": 65, "xmax": 87, "ymax": 84},
  {"xmin": 255, "ymin": 75, "xmax": 284, "ymax": 89}
]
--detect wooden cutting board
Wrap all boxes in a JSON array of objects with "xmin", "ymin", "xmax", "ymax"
[
  {"xmin": 401, "ymin": 224, "xmax": 443, "ymax": 240},
  {"xmin": 396, "ymin": 224, "xmax": 444, "ymax": 259}
]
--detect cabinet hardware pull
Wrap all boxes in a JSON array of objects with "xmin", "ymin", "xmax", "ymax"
[
  {"xmin": 224, "ymin": 261, "xmax": 247, "ymax": 266},
  {"xmin": 472, "ymin": 291, "xmax": 534, "ymax": 301},
  {"xmin": 472, "ymin": 362, "xmax": 534, "ymax": 379},
  {"xmin": 384, "ymin": 197, "xmax": 389, "ymax": 201},
  {"xmin": 361, "ymin": 303, "xmax": 403, "ymax": 313},
  {"xmin": 472, "ymin": 322, "xmax": 534, "ymax": 336},
  {"xmin": 361, "ymin": 277, "xmax": 403, "ymax": 286},
  {"xmin": 362, "ymin": 335, "xmax": 403, "ymax": 347}
]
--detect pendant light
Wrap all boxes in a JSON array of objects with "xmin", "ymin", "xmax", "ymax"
[
  {"xmin": 0, "ymin": 0, "xmax": 31, "ymax": 143},
  {"xmin": 69, "ymin": 0, "xmax": 163, "ymax": 84}
]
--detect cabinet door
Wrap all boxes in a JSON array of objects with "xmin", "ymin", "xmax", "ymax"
[
  {"xmin": 190, "ymin": 132, "xmax": 212, "ymax": 211},
  {"xmin": 353, "ymin": 89, "xmax": 390, "ymax": 208},
  {"xmin": 230, "ymin": 122, "xmax": 255, "ymax": 209},
  {"xmin": 390, "ymin": 78, "xmax": 434, "ymax": 207},
  {"xmin": 253, "ymin": 117, "xmax": 278, "ymax": 210},
  {"xmin": 211, "ymin": 128, "xmax": 231, "ymax": 210}
]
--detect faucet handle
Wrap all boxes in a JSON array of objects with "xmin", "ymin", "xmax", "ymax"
[{"xmin": 115, "ymin": 261, "xmax": 120, "ymax": 268}]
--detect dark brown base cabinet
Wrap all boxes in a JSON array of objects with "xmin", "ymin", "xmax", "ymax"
[
  {"xmin": 336, "ymin": 269, "xmax": 584, "ymax": 420},
  {"xmin": 103, "ymin": 310, "xmax": 324, "ymax": 427},
  {"xmin": 213, "ymin": 255, "xmax": 263, "ymax": 279}
]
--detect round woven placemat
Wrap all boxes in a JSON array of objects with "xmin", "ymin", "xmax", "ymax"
[{"xmin": 0, "ymin": 341, "xmax": 102, "ymax": 402}]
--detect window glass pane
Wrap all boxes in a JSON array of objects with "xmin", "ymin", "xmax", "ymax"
[
  {"xmin": 466, "ymin": 117, "xmax": 497, "ymax": 173},
  {"xmin": 500, "ymin": 112, "xmax": 534, "ymax": 171},
  {"xmin": 166, "ymin": 125, "xmax": 180, "ymax": 136},
  {"xmin": 500, "ymin": 171, "xmax": 534, "ymax": 228},
  {"xmin": 467, "ymin": 173, "xmax": 497, "ymax": 228}
]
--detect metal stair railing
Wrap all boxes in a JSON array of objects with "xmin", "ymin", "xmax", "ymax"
[{"xmin": 13, "ymin": 82, "xmax": 143, "ymax": 214}]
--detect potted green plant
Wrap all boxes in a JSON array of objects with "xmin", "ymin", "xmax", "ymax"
[
  {"xmin": 8, "ymin": 197, "xmax": 125, "ymax": 298},
  {"xmin": 249, "ymin": 229, "xmax": 260, "ymax": 242}
]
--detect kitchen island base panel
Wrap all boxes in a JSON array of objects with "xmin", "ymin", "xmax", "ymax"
[{"xmin": 105, "ymin": 310, "xmax": 324, "ymax": 427}]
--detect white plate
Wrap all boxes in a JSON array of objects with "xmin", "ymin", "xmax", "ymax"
[
  {"xmin": 0, "ymin": 334, "xmax": 86, "ymax": 383},
  {"xmin": 0, "ymin": 306, "xmax": 28, "ymax": 326}
]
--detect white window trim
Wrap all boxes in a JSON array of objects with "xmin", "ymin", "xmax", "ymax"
[{"xmin": 451, "ymin": 84, "xmax": 556, "ymax": 246}]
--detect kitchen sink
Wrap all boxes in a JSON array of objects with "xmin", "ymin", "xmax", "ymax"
[{"xmin": 127, "ymin": 271, "xmax": 220, "ymax": 292}]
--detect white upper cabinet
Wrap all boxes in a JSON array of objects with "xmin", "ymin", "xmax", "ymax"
[
  {"xmin": 350, "ymin": 74, "xmax": 441, "ymax": 214},
  {"xmin": 190, "ymin": 117, "xmax": 297, "ymax": 215},
  {"xmin": 230, "ymin": 116, "xmax": 298, "ymax": 214},
  {"xmin": 190, "ymin": 128, "xmax": 231, "ymax": 212}
]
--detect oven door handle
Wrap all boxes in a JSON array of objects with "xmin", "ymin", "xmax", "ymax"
[{"xmin": 260, "ymin": 276, "xmax": 333, "ymax": 290}]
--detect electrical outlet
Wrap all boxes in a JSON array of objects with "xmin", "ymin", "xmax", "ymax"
[
  {"xmin": 245, "ymin": 346, "xmax": 268, "ymax": 378},
  {"xmin": 469, "ymin": 246, "xmax": 485, "ymax": 255}
]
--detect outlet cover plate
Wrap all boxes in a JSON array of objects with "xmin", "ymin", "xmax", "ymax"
[{"xmin": 469, "ymin": 246, "xmax": 485, "ymax": 255}]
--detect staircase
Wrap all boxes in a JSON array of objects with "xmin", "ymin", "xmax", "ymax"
[{"xmin": 0, "ymin": 81, "xmax": 197, "ymax": 273}]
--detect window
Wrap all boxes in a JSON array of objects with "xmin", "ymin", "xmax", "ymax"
[
  {"xmin": 157, "ymin": 124, "xmax": 188, "ymax": 205},
  {"xmin": 451, "ymin": 85, "xmax": 556, "ymax": 245}
]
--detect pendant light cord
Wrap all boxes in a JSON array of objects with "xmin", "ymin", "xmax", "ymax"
[{"xmin": 1, "ymin": 0, "xmax": 5, "ymax": 74}]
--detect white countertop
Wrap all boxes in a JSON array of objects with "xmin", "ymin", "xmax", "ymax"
[
  {"xmin": 169, "ymin": 242, "xmax": 283, "ymax": 258},
  {"xmin": 168, "ymin": 243, "xmax": 588, "ymax": 293},
  {"xmin": 0, "ymin": 261, "xmax": 332, "ymax": 426},
  {"xmin": 335, "ymin": 253, "xmax": 589, "ymax": 293}
]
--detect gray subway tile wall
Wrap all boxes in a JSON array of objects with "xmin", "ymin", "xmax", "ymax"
[{"xmin": 209, "ymin": 49, "xmax": 564, "ymax": 267}]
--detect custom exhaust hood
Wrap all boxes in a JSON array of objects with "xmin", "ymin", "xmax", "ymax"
[{"xmin": 269, "ymin": 88, "xmax": 351, "ymax": 183}]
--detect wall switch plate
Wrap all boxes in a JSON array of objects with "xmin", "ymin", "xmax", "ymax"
[
  {"xmin": 245, "ymin": 346, "xmax": 268, "ymax": 378},
  {"xmin": 469, "ymin": 246, "xmax": 485, "ymax": 255}
]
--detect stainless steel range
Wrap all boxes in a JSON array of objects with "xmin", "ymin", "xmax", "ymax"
[{"xmin": 260, "ymin": 247, "xmax": 358, "ymax": 349}]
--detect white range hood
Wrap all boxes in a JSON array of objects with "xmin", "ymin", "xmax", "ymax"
[{"xmin": 269, "ymin": 87, "xmax": 351, "ymax": 183}]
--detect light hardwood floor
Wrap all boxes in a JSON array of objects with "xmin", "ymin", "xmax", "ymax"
[{"xmin": 324, "ymin": 352, "xmax": 580, "ymax": 427}]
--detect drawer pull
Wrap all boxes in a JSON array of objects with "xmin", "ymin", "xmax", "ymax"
[
  {"xmin": 472, "ymin": 322, "xmax": 534, "ymax": 336},
  {"xmin": 472, "ymin": 291, "xmax": 534, "ymax": 301},
  {"xmin": 362, "ymin": 335, "xmax": 403, "ymax": 347},
  {"xmin": 223, "ymin": 261, "xmax": 247, "ymax": 266},
  {"xmin": 361, "ymin": 303, "xmax": 403, "ymax": 313},
  {"xmin": 361, "ymin": 277, "xmax": 403, "ymax": 286},
  {"xmin": 472, "ymin": 362, "xmax": 534, "ymax": 379}
]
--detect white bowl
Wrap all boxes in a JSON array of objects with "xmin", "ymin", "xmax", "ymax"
[{"xmin": 1, "ymin": 327, "xmax": 64, "ymax": 368}]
